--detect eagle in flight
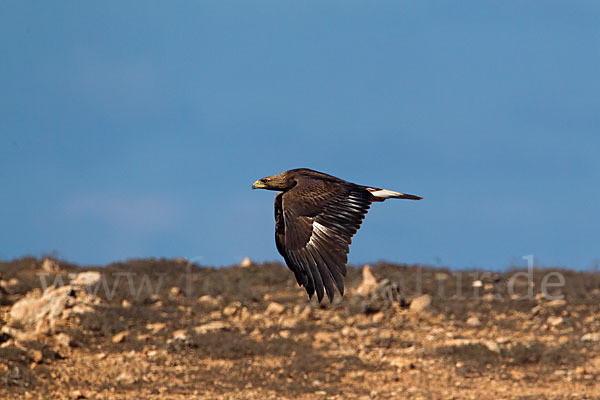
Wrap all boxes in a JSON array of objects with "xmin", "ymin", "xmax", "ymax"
[{"xmin": 252, "ymin": 168, "xmax": 421, "ymax": 302}]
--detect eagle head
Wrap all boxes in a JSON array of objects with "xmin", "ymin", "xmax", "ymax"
[{"xmin": 252, "ymin": 171, "xmax": 295, "ymax": 191}]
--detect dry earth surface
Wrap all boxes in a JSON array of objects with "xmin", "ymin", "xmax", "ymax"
[{"xmin": 1, "ymin": 257, "xmax": 599, "ymax": 399}]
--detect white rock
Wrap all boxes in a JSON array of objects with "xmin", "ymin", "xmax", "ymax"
[
  {"xmin": 546, "ymin": 299, "xmax": 567, "ymax": 308},
  {"xmin": 265, "ymin": 302, "xmax": 285, "ymax": 315},
  {"xmin": 223, "ymin": 301, "xmax": 241, "ymax": 317},
  {"xmin": 197, "ymin": 295, "xmax": 220, "ymax": 308},
  {"xmin": 484, "ymin": 341, "xmax": 501, "ymax": 353},
  {"xmin": 41, "ymin": 258, "xmax": 61, "ymax": 272},
  {"xmin": 146, "ymin": 322, "xmax": 166, "ymax": 334},
  {"xmin": 116, "ymin": 371, "xmax": 137, "ymax": 385},
  {"xmin": 581, "ymin": 333, "xmax": 600, "ymax": 342},
  {"xmin": 466, "ymin": 316, "xmax": 482, "ymax": 327},
  {"xmin": 70, "ymin": 271, "xmax": 101, "ymax": 287},
  {"xmin": 10, "ymin": 285, "xmax": 73, "ymax": 333},
  {"xmin": 239, "ymin": 257, "xmax": 252, "ymax": 268},
  {"xmin": 279, "ymin": 330, "xmax": 291, "ymax": 339},
  {"xmin": 547, "ymin": 316, "xmax": 564, "ymax": 327},
  {"xmin": 193, "ymin": 321, "xmax": 229, "ymax": 335},
  {"xmin": 356, "ymin": 265, "xmax": 377, "ymax": 297},
  {"xmin": 409, "ymin": 295, "xmax": 432, "ymax": 313},
  {"xmin": 434, "ymin": 273, "xmax": 448, "ymax": 281},
  {"xmin": 112, "ymin": 331, "xmax": 129, "ymax": 343},
  {"xmin": 172, "ymin": 330, "xmax": 187, "ymax": 341},
  {"xmin": 55, "ymin": 332, "xmax": 74, "ymax": 347},
  {"xmin": 482, "ymin": 293, "xmax": 496, "ymax": 302}
]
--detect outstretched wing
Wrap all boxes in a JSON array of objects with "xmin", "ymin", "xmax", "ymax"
[{"xmin": 274, "ymin": 180, "xmax": 372, "ymax": 302}]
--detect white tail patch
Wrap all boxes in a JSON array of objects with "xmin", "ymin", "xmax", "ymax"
[{"xmin": 367, "ymin": 188, "xmax": 405, "ymax": 199}]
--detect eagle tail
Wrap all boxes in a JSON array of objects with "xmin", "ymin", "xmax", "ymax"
[{"xmin": 366, "ymin": 187, "xmax": 422, "ymax": 202}]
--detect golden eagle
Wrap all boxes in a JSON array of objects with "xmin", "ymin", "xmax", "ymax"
[{"xmin": 253, "ymin": 168, "xmax": 421, "ymax": 302}]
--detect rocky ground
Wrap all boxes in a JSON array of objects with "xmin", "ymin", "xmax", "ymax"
[{"xmin": 0, "ymin": 257, "xmax": 599, "ymax": 399}]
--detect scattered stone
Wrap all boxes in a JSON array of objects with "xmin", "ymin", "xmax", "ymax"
[
  {"xmin": 298, "ymin": 306, "xmax": 312, "ymax": 320},
  {"xmin": 172, "ymin": 330, "xmax": 187, "ymax": 341},
  {"xmin": 531, "ymin": 305, "xmax": 542, "ymax": 315},
  {"xmin": 239, "ymin": 306, "xmax": 251, "ymax": 321},
  {"xmin": 239, "ymin": 257, "xmax": 252, "ymax": 268},
  {"xmin": 55, "ymin": 332, "xmax": 74, "ymax": 348},
  {"xmin": 116, "ymin": 371, "xmax": 137, "ymax": 385},
  {"xmin": 265, "ymin": 302, "xmax": 285, "ymax": 315},
  {"xmin": 484, "ymin": 341, "xmax": 501, "ymax": 353},
  {"xmin": 482, "ymin": 293, "xmax": 496, "ymax": 302},
  {"xmin": 70, "ymin": 389, "xmax": 86, "ymax": 399},
  {"xmin": 136, "ymin": 334, "xmax": 150, "ymax": 341},
  {"xmin": 146, "ymin": 350, "xmax": 159, "ymax": 358},
  {"xmin": 581, "ymin": 333, "xmax": 600, "ymax": 342},
  {"xmin": 223, "ymin": 302, "xmax": 241, "ymax": 317},
  {"xmin": 314, "ymin": 331, "xmax": 335, "ymax": 344},
  {"xmin": 510, "ymin": 370, "xmax": 525, "ymax": 380},
  {"xmin": 472, "ymin": 280, "xmax": 483, "ymax": 288},
  {"xmin": 536, "ymin": 293, "xmax": 546, "ymax": 301},
  {"xmin": 249, "ymin": 327, "xmax": 262, "ymax": 340},
  {"xmin": 152, "ymin": 300, "xmax": 163, "ymax": 308},
  {"xmin": 372, "ymin": 312, "xmax": 384, "ymax": 324},
  {"xmin": 70, "ymin": 271, "xmax": 101, "ymax": 287},
  {"xmin": 466, "ymin": 316, "xmax": 482, "ymax": 327},
  {"xmin": 28, "ymin": 349, "xmax": 43, "ymax": 363},
  {"xmin": 112, "ymin": 331, "xmax": 129, "ymax": 344},
  {"xmin": 149, "ymin": 294, "xmax": 161, "ymax": 303},
  {"xmin": 281, "ymin": 318, "xmax": 298, "ymax": 329},
  {"xmin": 434, "ymin": 273, "xmax": 448, "ymax": 281},
  {"xmin": 279, "ymin": 330, "xmax": 291, "ymax": 339},
  {"xmin": 2, "ymin": 327, "xmax": 38, "ymax": 342},
  {"xmin": 9, "ymin": 285, "xmax": 80, "ymax": 334},
  {"xmin": 558, "ymin": 335, "xmax": 570, "ymax": 344},
  {"xmin": 169, "ymin": 286, "xmax": 182, "ymax": 297},
  {"xmin": 389, "ymin": 356, "xmax": 411, "ymax": 369},
  {"xmin": 6, "ymin": 278, "xmax": 19, "ymax": 287},
  {"xmin": 546, "ymin": 299, "xmax": 567, "ymax": 308},
  {"xmin": 553, "ymin": 369, "xmax": 567, "ymax": 376},
  {"xmin": 146, "ymin": 322, "xmax": 166, "ymax": 334},
  {"xmin": 197, "ymin": 295, "xmax": 220, "ymax": 308},
  {"xmin": 409, "ymin": 295, "xmax": 432, "ymax": 314},
  {"xmin": 193, "ymin": 321, "xmax": 229, "ymax": 335},
  {"xmin": 547, "ymin": 316, "xmax": 564, "ymax": 327},
  {"xmin": 41, "ymin": 258, "xmax": 61, "ymax": 273},
  {"xmin": 496, "ymin": 337, "xmax": 511, "ymax": 344},
  {"xmin": 121, "ymin": 299, "xmax": 132, "ymax": 308},
  {"xmin": 356, "ymin": 265, "xmax": 377, "ymax": 297}
]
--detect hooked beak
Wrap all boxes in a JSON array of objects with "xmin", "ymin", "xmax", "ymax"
[{"xmin": 252, "ymin": 180, "xmax": 266, "ymax": 189}]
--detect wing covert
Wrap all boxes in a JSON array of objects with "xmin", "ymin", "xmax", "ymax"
[{"xmin": 275, "ymin": 181, "xmax": 372, "ymax": 302}]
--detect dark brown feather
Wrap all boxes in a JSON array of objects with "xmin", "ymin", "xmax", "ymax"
[{"xmin": 261, "ymin": 168, "xmax": 420, "ymax": 302}]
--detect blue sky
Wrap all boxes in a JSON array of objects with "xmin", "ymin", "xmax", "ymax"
[{"xmin": 1, "ymin": 2, "xmax": 599, "ymax": 270}]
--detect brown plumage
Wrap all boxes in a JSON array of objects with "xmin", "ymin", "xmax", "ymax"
[{"xmin": 252, "ymin": 168, "xmax": 421, "ymax": 302}]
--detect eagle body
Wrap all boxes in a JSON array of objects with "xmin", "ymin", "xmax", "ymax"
[{"xmin": 253, "ymin": 168, "xmax": 421, "ymax": 302}]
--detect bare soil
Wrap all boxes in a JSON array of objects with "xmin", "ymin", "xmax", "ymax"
[{"xmin": 1, "ymin": 257, "xmax": 599, "ymax": 399}]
